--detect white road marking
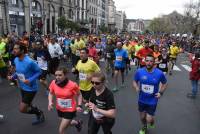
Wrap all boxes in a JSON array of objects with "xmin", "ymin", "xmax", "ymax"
[
  {"xmin": 173, "ymin": 65, "xmax": 181, "ymax": 71},
  {"xmin": 181, "ymin": 64, "xmax": 191, "ymax": 72}
]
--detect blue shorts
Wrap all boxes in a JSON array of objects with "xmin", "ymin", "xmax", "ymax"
[{"xmin": 138, "ymin": 102, "xmax": 157, "ymax": 116}]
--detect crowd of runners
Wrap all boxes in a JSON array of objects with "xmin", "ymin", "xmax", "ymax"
[{"xmin": 0, "ymin": 31, "xmax": 200, "ymax": 134}]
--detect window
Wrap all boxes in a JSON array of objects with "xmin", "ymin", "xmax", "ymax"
[
  {"xmin": 32, "ymin": 1, "xmax": 36, "ymax": 9},
  {"xmin": 11, "ymin": 0, "xmax": 17, "ymax": 5}
]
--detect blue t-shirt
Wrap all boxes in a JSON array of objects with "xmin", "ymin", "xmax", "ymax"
[
  {"xmin": 114, "ymin": 48, "xmax": 128, "ymax": 68},
  {"xmin": 13, "ymin": 55, "xmax": 41, "ymax": 92},
  {"xmin": 134, "ymin": 67, "xmax": 167, "ymax": 105}
]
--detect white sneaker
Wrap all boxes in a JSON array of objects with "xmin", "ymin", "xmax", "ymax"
[
  {"xmin": 83, "ymin": 109, "xmax": 89, "ymax": 115},
  {"xmin": 0, "ymin": 114, "xmax": 4, "ymax": 120}
]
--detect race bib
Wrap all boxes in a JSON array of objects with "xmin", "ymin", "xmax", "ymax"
[
  {"xmin": 57, "ymin": 98, "xmax": 72, "ymax": 108},
  {"xmin": 96, "ymin": 48, "xmax": 101, "ymax": 52},
  {"xmin": 65, "ymin": 45, "xmax": 69, "ymax": 50},
  {"xmin": 116, "ymin": 56, "xmax": 122, "ymax": 61},
  {"xmin": 106, "ymin": 53, "xmax": 111, "ymax": 58},
  {"xmin": 76, "ymin": 50, "xmax": 80, "ymax": 56},
  {"xmin": 141, "ymin": 84, "xmax": 154, "ymax": 94},
  {"xmin": 159, "ymin": 63, "xmax": 166, "ymax": 69},
  {"xmin": 92, "ymin": 110, "xmax": 104, "ymax": 119},
  {"xmin": 88, "ymin": 57, "xmax": 94, "ymax": 61},
  {"xmin": 17, "ymin": 73, "xmax": 25, "ymax": 81},
  {"xmin": 79, "ymin": 73, "xmax": 87, "ymax": 81},
  {"xmin": 37, "ymin": 57, "xmax": 47, "ymax": 70}
]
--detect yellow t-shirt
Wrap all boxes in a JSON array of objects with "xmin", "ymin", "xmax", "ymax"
[
  {"xmin": 123, "ymin": 44, "xmax": 134, "ymax": 58},
  {"xmin": 170, "ymin": 46, "xmax": 179, "ymax": 58},
  {"xmin": 76, "ymin": 59, "xmax": 100, "ymax": 91}
]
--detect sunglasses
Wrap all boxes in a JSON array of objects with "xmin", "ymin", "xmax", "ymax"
[{"xmin": 91, "ymin": 81, "xmax": 102, "ymax": 85}]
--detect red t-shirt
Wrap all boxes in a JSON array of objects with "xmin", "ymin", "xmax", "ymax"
[{"xmin": 49, "ymin": 80, "xmax": 80, "ymax": 112}]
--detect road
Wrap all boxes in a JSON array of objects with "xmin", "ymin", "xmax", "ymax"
[{"xmin": 0, "ymin": 53, "xmax": 200, "ymax": 134}]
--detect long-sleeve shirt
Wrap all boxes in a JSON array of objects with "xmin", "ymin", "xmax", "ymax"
[
  {"xmin": 13, "ymin": 55, "xmax": 41, "ymax": 92},
  {"xmin": 48, "ymin": 43, "xmax": 63, "ymax": 58}
]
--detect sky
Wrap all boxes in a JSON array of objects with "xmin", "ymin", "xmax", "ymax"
[{"xmin": 114, "ymin": 0, "xmax": 191, "ymax": 20}]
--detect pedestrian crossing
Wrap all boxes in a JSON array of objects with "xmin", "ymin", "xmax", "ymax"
[{"xmin": 101, "ymin": 59, "xmax": 192, "ymax": 72}]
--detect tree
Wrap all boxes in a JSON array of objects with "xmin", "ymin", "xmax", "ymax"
[
  {"xmin": 57, "ymin": 16, "xmax": 67, "ymax": 32},
  {"xmin": 183, "ymin": 0, "xmax": 200, "ymax": 35}
]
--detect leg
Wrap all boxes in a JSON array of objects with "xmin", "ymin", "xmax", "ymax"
[
  {"xmin": 88, "ymin": 114, "xmax": 100, "ymax": 134},
  {"xmin": 102, "ymin": 119, "xmax": 115, "ymax": 134},
  {"xmin": 59, "ymin": 118, "xmax": 71, "ymax": 134}
]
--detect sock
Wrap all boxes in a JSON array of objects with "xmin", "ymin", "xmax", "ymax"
[{"xmin": 27, "ymin": 105, "xmax": 42, "ymax": 116}]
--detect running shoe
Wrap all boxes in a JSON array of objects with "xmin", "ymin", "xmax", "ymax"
[
  {"xmin": 83, "ymin": 109, "xmax": 89, "ymax": 115},
  {"xmin": 75, "ymin": 120, "xmax": 83, "ymax": 132},
  {"xmin": 187, "ymin": 93, "xmax": 196, "ymax": 99},
  {"xmin": 32, "ymin": 112, "xmax": 45, "ymax": 125},
  {"xmin": 111, "ymin": 87, "xmax": 119, "ymax": 92},
  {"xmin": 139, "ymin": 128, "xmax": 147, "ymax": 134},
  {"xmin": 147, "ymin": 123, "xmax": 155, "ymax": 129}
]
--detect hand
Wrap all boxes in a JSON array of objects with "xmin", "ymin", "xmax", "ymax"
[
  {"xmin": 85, "ymin": 103, "xmax": 89, "ymax": 108},
  {"xmin": 23, "ymin": 79, "xmax": 30, "ymax": 84},
  {"xmin": 87, "ymin": 75, "xmax": 92, "ymax": 81},
  {"xmin": 88, "ymin": 102, "xmax": 98, "ymax": 111},
  {"xmin": 71, "ymin": 68, "xmax": 76, "ymax": 73},
  {"xmin": 155, "ymin": 92, "xmax": 162, "ymax": 99},
  {"xmin": 7, "ymin": 76, "xmax": 12, "ymax": 80},
  {"xmin": 76, "ymin": 106, "xmax": 83, "ymax": 112},
  {"xmin": 48, "ymin": 102, "xmax": 53, "ymax": 111}
]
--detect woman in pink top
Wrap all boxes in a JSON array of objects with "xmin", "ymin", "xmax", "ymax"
[{"xmin": 48, "ymin": 67, "xmax": 83, "ymax": 134}]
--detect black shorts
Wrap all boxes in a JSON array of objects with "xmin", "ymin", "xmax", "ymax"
[
  {"xmin": 138, "ymin": 102, "xmax": 157, "ymax": 116},
  {"xmin": 57, "ymin": 110, "xmax": 76, "ymax": 120},
  {"xmin": 80, "ymin": 90, "xmax": 91, "ymax": 101},
  {"xmin": 39, "ymin": 70, "xmax": 48, "ymax": 80},
  {"xmin": 20, "ymin": 90, "xmax": 37, "ymax": 105},
  {"xmin": 114, "ymin": 67, "xmax": 125, "ymax": 73}
]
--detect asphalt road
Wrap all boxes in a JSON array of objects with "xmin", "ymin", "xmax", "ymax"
[{"xmin": 0, "ymin": 53, "xmax": 200, "ymax": 134}]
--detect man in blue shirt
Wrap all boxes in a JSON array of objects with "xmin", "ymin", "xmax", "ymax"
[
  {"xmin": 8, "ymin": 42, "xmax": 44, "ymax": 125},
  {"xmin": 112, "ymin": 41, "xmax": 128, "ymax": 92},
  {"xmin": 133, "ymin": 54, "xmax": 167, "ymax": 134}
]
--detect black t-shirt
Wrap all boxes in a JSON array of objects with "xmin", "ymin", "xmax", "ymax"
[
  {"xmin": 157, "ymin": 54, "xmax": 169, "ymax": 72},
  {"xmin": 89, "ymin": 87, "xmax": 115, "ymax": 119}
]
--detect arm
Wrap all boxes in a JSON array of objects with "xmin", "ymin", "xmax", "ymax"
[
  {"xmin": 48, "ymin": 92, "xmax": 54, "ymax": 111},
  {"xmin": 27, "ymin": 62, "xmax": 41, "ymax": 83},
  {"xmin": 133, "ymin": 81, "xmax": 140, "ymax": 92}
]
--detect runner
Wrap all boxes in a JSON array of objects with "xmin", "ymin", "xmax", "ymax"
[
  {"xmin": 87, "ymin": 72, "xmax": 116, "ymax": 134},
  {"xmin": 112, "ymin": 41, "xmax": 129, "ymax": 92},
  {"xmin": 48, "ymin": 67, "xmax": 83, "ymax": 134},
  {"xmin": 33, "ymin": 40, "xmax": 51, "ymax": 95},
  {"xmin": 72, "ymin": 48, "xmax": 100, "ymax": 114},
  {"xmin": 48, "ymin": 37, "xmax": 63, "ymax": 74},
  {"xmin": 8, "ymin": 41, "xmax": 44, "ymax": 125},
  {"xmin": 133, "ymin": 54, "xmax": 167, "ymax": 134},
  {"xmin": 157, "ymin": 47, "xmax": 170, "ymax": 75},
  {"xmin": 136, "ymin": 40, "xmax": 153, "ymax": 68},
  {"xmin": 169, "ymin": 41, "xmax": 180, "ymax": 75}
]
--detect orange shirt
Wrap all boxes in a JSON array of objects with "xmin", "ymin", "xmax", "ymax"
[
  {"xmin": 153, "ymin": 52, "xmax": 161, "ymax": 59},
  {"xmin": 49, "ymin": 80, "xmax": 79, "ymax": 112}
]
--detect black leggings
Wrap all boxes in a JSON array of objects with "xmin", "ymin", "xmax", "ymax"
[{"xmin": 88, "ymin": 114, "xmax": 115, "ymax": 134}]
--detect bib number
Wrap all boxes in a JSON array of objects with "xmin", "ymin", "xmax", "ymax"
[
  {"xmin": 57, "ymin": 98, "xmax": 72, "ymax": 108},
  {"xmin": 116, "ymin": 56, "xmax": 122, "ymax": 61},
  {"xmin": 141, "ymin": 84, "xmax": 154, "ymax": 94},
  {"xmin": 79, "ymin": 73, "xmax": 87, "ymax": 81},
  {"xmin": 159, "ymin": 63, "xmax": 166, "ymax": 69},
  {"xmin": 17, "ymin": 73, "xmax": 25, "ymax": 81},
  {"xmin": 92, "ymin": 110, "xmax": 104, "ymax": 119}
]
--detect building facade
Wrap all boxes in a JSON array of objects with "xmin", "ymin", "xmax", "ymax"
[
  {"xmin": 115, "ymin": 10, "xmax": 123, "ymax": 33},
  {"xmin": 0, "ymin": 0, "xmax": 90, "ymax": 36},
  {"xmin": 108, "ymin": 0, "xmax": 116, "ymax": 32},
  {"xmin": 127, "ymin": 19, "xmax": 145, "ymax": 32},
  {"xmin": 88, "ymin": 0, "xmax": 98, "ymax": 33}
]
